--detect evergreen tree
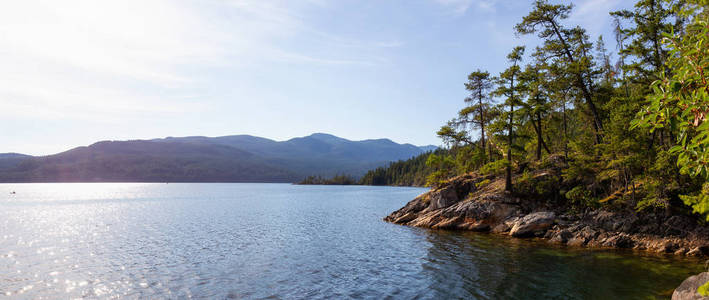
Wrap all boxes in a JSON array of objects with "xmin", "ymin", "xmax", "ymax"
[
  {"xmin": 461, "ymin": 70, "xmax": 495, "ymax": 161},
  {"xmin": 519, "ymin": 59, "xmax": 552, "ymax": 161},
  {"xmin": 493, "ymin": 46, "xmax": 525, "ymax": 192},
  {"xmin": 516, "ymin": 0, "xmax": 605, "ymax": 143}
]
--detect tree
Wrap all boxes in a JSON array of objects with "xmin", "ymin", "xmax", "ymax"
[
  {"xmin": 595, "ymin": 36, "xmax": 615, "ymax": 86},
  {"xmin": 632, "ymin": 0, "xmax": 709, "ymax": 219},
  {"xmin": 494, "ymin": 46, "xmax": 525, "ymax": 192},
  {"xmin": 415, "ymin": 0, "xmax": 709, "ymax": 224},
  {"xmin": 437, "ymin": 122, "xmax": 472, "ymax": 147},
  {"xmin": 425, "ymin": 153, "xmax": 456, "ymax": 188},
  {"xmin": 520, "ymin": 59, "xmax": 552, "ymax": 160},
  {"xmin": 516, "ymin": 0, "xmax": 605, "ymax": 143},
  {"xmin": 611, "ymin": 0, "xmax": 688, "ymax": 151},
  {"xmin": 461, "ymin": 70, "xmax": 495, "ymax": 161},
  {"xmin": 611, "ymin": 0, "xmax": 684, "ymax": 85}
]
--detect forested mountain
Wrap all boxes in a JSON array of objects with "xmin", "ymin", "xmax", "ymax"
[{"xmin": 0, "ymin": 134, "xmax": 435, "ymax": 182}]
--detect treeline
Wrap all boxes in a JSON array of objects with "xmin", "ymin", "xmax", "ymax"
[
  {"xmin": 360, "ymin": 150, "xmax": 447, "ymax": 186},
  {"xmin": 298, "ymin": 150, "xmax": 445, "ymax": 186},
  {"xmin": 422, "ymin": 0, "xmax": 709, "ymax": 219},
  {"xmin": 298, "ymin": 174, "xmax": 358, "ymax": 185}
]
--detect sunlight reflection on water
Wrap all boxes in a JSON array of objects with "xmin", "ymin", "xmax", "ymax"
[{"xmin": 0, "ymin": 183, "xmax": 704, "ymax": 299}]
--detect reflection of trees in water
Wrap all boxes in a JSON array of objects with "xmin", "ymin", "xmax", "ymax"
[{"xmin": 417, "ymin": 230, "xmax": 698, "ymax": 299}]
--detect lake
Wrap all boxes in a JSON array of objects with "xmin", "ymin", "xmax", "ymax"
[{"xmin": 0, "ymin": 183, "xmax": 704, "ymax": 299}]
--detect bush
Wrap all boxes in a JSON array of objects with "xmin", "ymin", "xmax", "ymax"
[
  {"xmin": 565, "ymin": 186, "xmax": 598, "ymax": 208},
  {"xmin": 480, "ymin": 159, "xmax": 509, "ymax": 176}
]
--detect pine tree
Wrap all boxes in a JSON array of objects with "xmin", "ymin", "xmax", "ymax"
[
  {"xmin": 516, "ymin": 0, "xmax": 605, "ymax": 143},
  {"xmin": 461, "ymin": 70, "xmax": 494, "ymax": 161},
  {"xmin": 493, "ymin": 46, "xmax": 525, "ymax": 192}
]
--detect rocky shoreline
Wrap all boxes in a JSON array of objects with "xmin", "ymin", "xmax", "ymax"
[{"xmin": 384, "ymin": 173, "xmax": 709, "ymax": 257}]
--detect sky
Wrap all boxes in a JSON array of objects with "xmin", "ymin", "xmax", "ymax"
[{"xmin": 0, "ymin": 0, "xmax": 633, "ymax": 156}]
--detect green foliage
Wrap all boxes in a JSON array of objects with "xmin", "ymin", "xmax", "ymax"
[
  {"xmin": 425, "ymin": 153, "xmax": 456, "ymax": 188},
  {"xmin": 565, "ymin": 186, "xmax": 599, "ymax": 208},
  {"xmin": 698, "ymin": 279, "xmax": 709, "ymax": 296},
  {"xmin": 480, "ymin": 159, "xmax": 509, "ymax": 176},
  {"xmin": 494, "ymin": 46, "xmax": 526, "ymax": 191},
  {"xmin": 631, "ymin": 1, "xmax": 709, "ymax": 218},
  {"xmin": 359, "ymin": 150, "xmax": 444, "ymax": 186},
  {"xmin": 476, "ymin": 179, "xmax": 491, "ymax": 188},
  {"xmin": 454, "ymin": 146, "xmax": 486, "ymax": 174},
  {"xmin": 299, "ymin": 174, "xmax": 358, "ymax": 185},
  {"xmin": 363, "ymin": 0, "xmax": 709, "ymax": 225},
  {"xmin": 636, "ymin": 150, "xmax": 680, "ymax": 210},
  {"xmin": 462, "ymin": 70, "xmax": 495, "ymax": 158},
  {"xmin": 513, "ymin": 170, "xmax": 561, "ymax": 199},
  {"xmin": 437, "ymin": 123, "xmax": 471, "ymax": 147},
  {"xmin": 680, "ymin": 183, "xmax": 709, "ymax": 221}
]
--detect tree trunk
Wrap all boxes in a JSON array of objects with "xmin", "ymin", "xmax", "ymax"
[
  {"xmin": 563, "ymin": 96, "xmax": 568, "ymax": 160},
  {"xmin": 488, "ymin": 131, "xmax": 494, "ymax": 161},
  {"xmin": 536, "ymin": 111, "xmax": 543, "ymax": 160},
  {"xmin": 649, "ymin": 0, "xmax": 665, "ymax": 76},
  {"xmin": 478, "ymin": 90, "xmax": 487, "ymax": 161},
  {"xmin": 506, "ymin": 78, "xmax": 515, "ymax": 192},
  {"xmin": 529, "ymin": 110, "xmax": 549, "ymax": 160}
]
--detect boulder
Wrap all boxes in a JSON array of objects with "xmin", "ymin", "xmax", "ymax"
[
  {"xmin": 648, "ymin": 239, "xmax": 679, "ymax": 253},
  {"xmin": 593, "ymin": 211, "xmax": 625, "ymax": 232},
  {"xmin": 492, "ymin": 223, "xmax": 511, "ymax": 233},
  {"xmin": 509, "ymin": 212, "xmax": 556, "ymax": 237},
  {"xmin": 429, "ymin": 185, "xmax": 459, "ymax": 210},
  {"xmin": 567, "ymin": 226, "xmax": 598, "ymax": 247},
  {"xmin": 688, "ymin": 246, "xmax": 709, "ymax": 257},
  {"xmin": 673, "ymin": 272, "xmax": 709, "ymax": 300},
  {"xmin": 550, "ymin": 229, "xmax": 573, "ymax": 244},
  {"xmin": 467, "ymin": 223, "xmax": 491, "ymax": 232},
  {"xmin": 601, "ymin": 234, "xmax": 634, "ymax": 248}
]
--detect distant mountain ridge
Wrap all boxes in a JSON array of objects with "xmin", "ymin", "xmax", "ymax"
[{"xmin": 0, "ymin": 133, "xmax": 437, "ymax": 183}]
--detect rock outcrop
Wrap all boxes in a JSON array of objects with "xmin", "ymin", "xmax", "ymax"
[{"xmin": 385, "ymin": 171, "xmax": 709, "ymax": 257}]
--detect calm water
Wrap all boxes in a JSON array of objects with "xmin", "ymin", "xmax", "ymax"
[{"xmin": 0, "ymin": 183, "xmax": 704, "ymax": 299}]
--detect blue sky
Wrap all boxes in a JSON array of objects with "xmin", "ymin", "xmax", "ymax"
[{"xmin": 0, "ymin": 0, "xmax": 631, "ymax": 155}]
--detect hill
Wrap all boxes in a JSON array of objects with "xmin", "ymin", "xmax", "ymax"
[{"xmin": 0, "ymin": 134, "xmax": 435, "ymax": 182}]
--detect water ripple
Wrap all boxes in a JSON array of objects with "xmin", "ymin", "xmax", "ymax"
[{"xmin": 0, "ymin": 183, "xmax": 703, "ymax": 299}]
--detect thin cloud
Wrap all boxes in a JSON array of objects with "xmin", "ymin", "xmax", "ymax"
[
  {"xmin": 433, "ymin": 0, "xmax": 498, "ymax": 15},
  {"xmin": 434, "ymin": 0, "xmax": 474, "ymax": 15},
  {"xmin": 0, "ymin": 0, "xmax": 397, "ymax": 128},
  {"xmin": 569, "ymin": 0, "xmax": 626, "ymax": 38}
]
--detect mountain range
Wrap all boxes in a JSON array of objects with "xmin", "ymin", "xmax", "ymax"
[{"xmin": 0, "ymin": 133, "xmax": 436, "ymax": 183}]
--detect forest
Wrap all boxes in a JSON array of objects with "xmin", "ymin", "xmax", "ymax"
[{"xmin": 365, "ymin": 0, "xmax": 709, "ymax": 221}]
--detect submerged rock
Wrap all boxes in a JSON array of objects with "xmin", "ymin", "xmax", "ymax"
[{"xmin": 673, "ymin": 272, "xmax": 709, "ymax": 300}]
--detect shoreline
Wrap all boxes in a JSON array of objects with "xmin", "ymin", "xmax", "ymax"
[{"xmin": 384, "ymin": 173, "xmax": 709, "ymax": 258}]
